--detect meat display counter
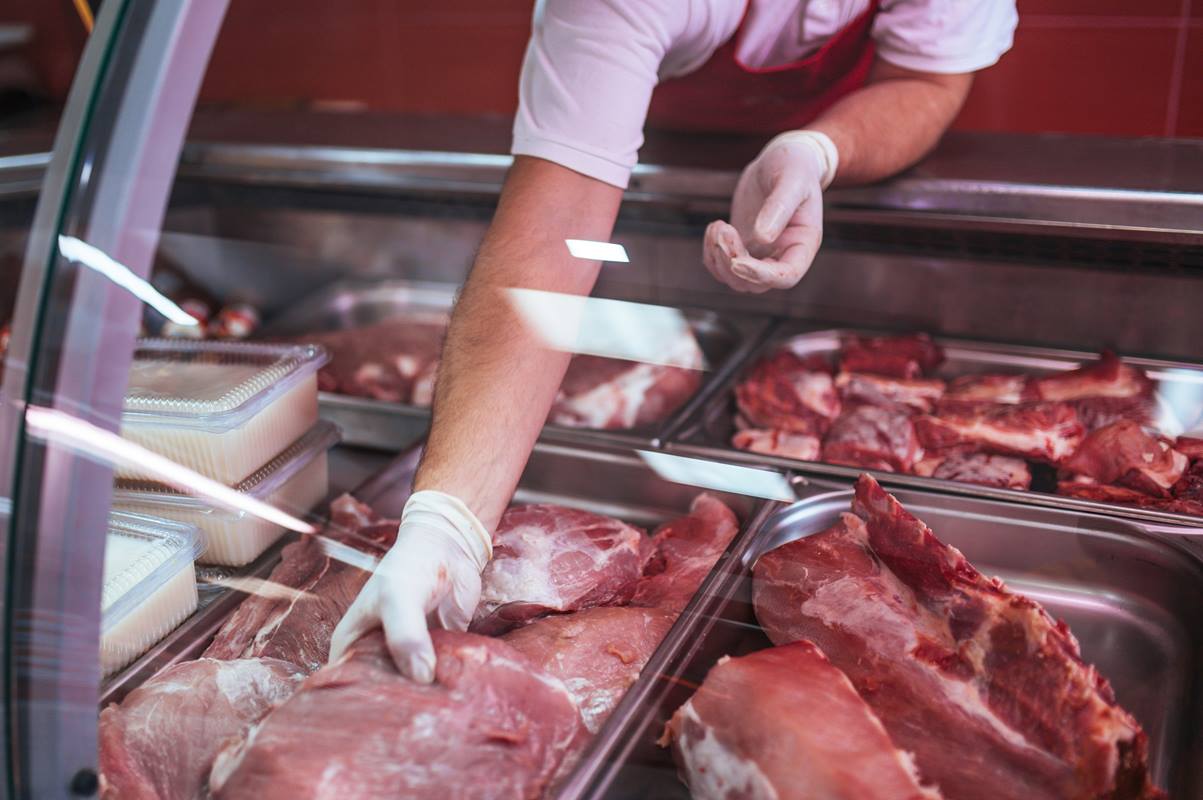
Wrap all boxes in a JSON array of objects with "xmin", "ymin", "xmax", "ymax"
[{"xmin": 1, "ymin": 1, "xmax": 1202, "ymax": 799}]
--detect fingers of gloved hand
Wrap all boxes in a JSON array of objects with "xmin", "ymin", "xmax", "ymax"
[
  {"xmin": 433, "ymin": 568, "xmax": 481, "ymax": 632},
  {"xmin": 703, "ymin": 221, "xmax": 757, "ymax": 292},
  {"xmin": 749, "ymin": 169, "xmax": 811, "ymax": 249},
  {"xmin": 380, "ymin": 586, "xmax": 439, "ymax": 684},
  {"xmin": 328, "ymin": 584, "xmax": 378, "ymax": 663}
]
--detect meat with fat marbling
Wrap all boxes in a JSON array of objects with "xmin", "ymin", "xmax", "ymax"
[
  {"xmin": 914, "ymin": 401, "xmax": 1084, "ymax": 463},
  {"xmin": 664, "ymin": 642, "xmax": 943, "ymax": 800},
  {"xmin": 632, "ymin": 493, "xmax": 740, "ymax": 614},
  {"xmin": 209, "ymin": 631, "xmax": 586, "ymax": 800},
  {"xmin": 839, "ymin": 333, "xmax": 944, "ymax": 379},
  {"xmin": 821, "ymin": 403, "xmax": 922, "ymax": 473},
  {"xmin": 734, "ymin": 350, "xmax": 840, "ymax": 435},
  {"xmin": 99, "ymin": 658, "xmax": 304, "ymax": 800},
  {"xmin": 912, "ymin": 449, "xmax": 1032, "ymax": 490},
  {"xmin": 1030, "ymin": 350, "xmax": 1154, "ymax": 402},
  {"xmin": 503, "ymin": 606, "xmax": 676, "ymax": 734},
  {"xmin": 1061, "ymin": 420, "xmax": 1186, "ymax": 497},
  {"xmin": 751, "ymin": 475, "xmax": 1164, "ymax": 800},
  {"xmin": 203, "ymin": 495, "xmax": 397, "ymax": 673},
  {"xmin": 471, "ymin": 504, "xmax": 644, "ymax": 635},
  {"xmin": 835, "ymin": 371, "xmax": 945, "ymax": 413},
  {"xmin": 731, "ymin": 428, "xmax": 821, "ymax": 461}
]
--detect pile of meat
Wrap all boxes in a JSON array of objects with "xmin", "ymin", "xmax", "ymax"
[
  {"xmin": 99, "ymin": 491, "xmax": 739, "ymax": 799},
  {"xmin": 663, "ymin": 474, "xmax": 1166, "ymax": 800},
  {"xmin": 300, "ymin": 316, "xmax": 705, "ymax": 430},
  {"xmin": 732, "ymin": 333, "xmax": 1203, "ymax": 516}
]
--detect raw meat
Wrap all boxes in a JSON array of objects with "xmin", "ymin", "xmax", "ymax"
[
  {"xmin": 209, "ymin": 631, "xmax": 586, "ymax": 800},
  {"xmin": 633, "ymin": 493, "xmax": 740, "ymax": 614},
  {"xmin": 99, "ymin": 658, "xmax": 304, "ymax": 800},
  {"xmin": 298, "ymin": 317, "xmax": 447, "ymax": 405},
  {"xmin": 1174, "ymin": 435, "xmax": 1203, "ymax": 462},
  {"xmin": 204, "ymin": 495, "xmax": 397, "ymax": 672},
  {"xmin": 732, "ymin": 428, "xmax": 821, "ymax": 461},
  {"xmin": 752, "ymin": 475, "xmax": 1164, "ymax": 800},
  {"xmin": 471, "ymin": 504, "xmax": 644, "ymax": 635},
  {"xmin": 915, "ymin": 401, "xmax": 1084, "ymax": 463},
  {"xmin": 734, "ymin": 351, "xmax": 840, "ymax": 434},
  {"xmin": 1069, "ymin": 395, "xmax": 1157, "ymax": 432},
  {"xmin": 821, "ymin": 404, "xmax": 922, "ymax": 473},
  {"xmin": 835, "ymin": 371, "xmax": 945, "ymax": 413},
  {"xmin": 1174, "ymin": 461, "xmax": 1203, "ymax": 504},
  {"xmin": 913, "ymin": 450, "xmax": 1032, "ymax": 490},
  {"xmin": 840, "ymin": 333, "xmax": 944, "ymax": 379},
  {"xmin": 663, "ymin": 642, "xmax": 942, "ymax": 800},
  {"xmin": 944, "ymin": 373, "xmax": 1028, "ymax": 405},
  {"xmin": 1061, "ymin": 420, "xmax": 1187, "ymax": 497},
  {"xmin": 548, "ymin": 327, "xmax": 705, "ymax": 429},
  {"xmin": 1031, "ymin": 350, "xmax": 1154, "ymax": 402},
  {"xmin": 1058, "ymin": 480, "xmax": 1203, "ymax": 517},
  {"xmin": 503, "ymin": 606, "xmax": 676, "ymax": 734}
]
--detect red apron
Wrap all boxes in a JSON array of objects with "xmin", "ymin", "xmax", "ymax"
[{"xmin": 647, "ymin": 0, "xmax": 881, "ymax": 134}]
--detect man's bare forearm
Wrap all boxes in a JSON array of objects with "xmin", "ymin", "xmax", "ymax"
[
  {"xmin": 413, "ymin": 157, "xmax": 623, "ymax": 530},
  {"xmin": 810, "ymin": 59, "xmax": 973, "ymax": 186}
]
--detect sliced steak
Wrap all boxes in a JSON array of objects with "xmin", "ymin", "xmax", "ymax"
[
  {"xmin": 839, "ymin": 333, "xmax": 944, "ymax": 379},
  {"xmin": 632, "ymin": 493, "xmax": 740, "ymax": 614},
  {"xmin": 915, "ymin": 401, "xmax": 1084, "ymax": 463},
  {"xmin": 1061, "ymin": 420, "xmax": 1187, "ymax": 497}
]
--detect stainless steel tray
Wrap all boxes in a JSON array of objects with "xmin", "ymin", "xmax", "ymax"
[
  {"xmin": 667, "ymin": 324, "xmax": 1203, "ymax": 530},
  {"xmin": 564, "ymin": 478, "xmax": 1203, "ymax": 800},
  {"xmin": 263, "ymin": 279, "xmax": 772, "ymax": 452}
]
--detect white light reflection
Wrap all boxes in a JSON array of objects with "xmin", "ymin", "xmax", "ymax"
[
  {"xmin": 637, "ymin": 450, "xmax": 795, "ymax": 502},
  {"xmin": 318, "ymin": 537, "xmax": 380, "ymax": 573},
  {"xmin": 25, "ymin": 406, "xmax": 315, "ymax": 535},
  {"xmin": 507, "ymin": 289, "xmax": 707, "ymax": 369},
  {"xmin": 565, "ymin": 239, "xmax": 629, "ymax": 263},
  {"xmin": 58, "ymin": 236, "xmax": 198, "ymax": 326},
  {"xmin": 208, "ymin": 575, "xmax": 316, "ymax": 603}
]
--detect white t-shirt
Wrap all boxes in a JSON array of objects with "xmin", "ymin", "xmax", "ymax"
[{"xmin": 512, "ymin": 0, "xmax": 1017, "ymax": 188}]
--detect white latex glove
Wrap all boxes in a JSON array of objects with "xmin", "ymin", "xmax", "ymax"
[
  {"xmin": 703, "ymin": 130, "xmax": 839, "ymax": 294},
  {"xmin": 329, "ymin": 490, "xmax": 492, "ymax": 683}
]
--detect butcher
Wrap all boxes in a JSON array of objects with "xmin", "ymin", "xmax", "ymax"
[{"xmin": 331, "ymin": 0, "xmax": 1018, "ymax": 680}]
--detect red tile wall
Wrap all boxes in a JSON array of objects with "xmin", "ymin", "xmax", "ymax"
[{"xmin": 3, "ymin": 0, "xmax": 1200, "ymax": 138}]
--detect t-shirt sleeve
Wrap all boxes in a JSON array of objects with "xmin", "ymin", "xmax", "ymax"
[
  {"xmin": 511, "ymin": 0, "xmax": 690, "ymax": 189},
  {"xmin": 871, "ymin": 0, "xmax": 1018, "ymax": 75}
]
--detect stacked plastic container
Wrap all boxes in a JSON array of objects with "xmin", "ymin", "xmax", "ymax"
[{"xmin": 104, "ymin": 339, "xmax": 333, "ymax": 675}]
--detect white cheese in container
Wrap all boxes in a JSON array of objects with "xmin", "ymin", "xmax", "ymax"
[
  {"xmin": 102, "ymin": 513, "xmax": 203, "ymax": 677},
  {"xmin": 112, "ymin": 421, "xmax": 339, "ymax": 566},
  {"xmin": 120, "ymin": 339, "xmax": 328, "ymax": 484}
]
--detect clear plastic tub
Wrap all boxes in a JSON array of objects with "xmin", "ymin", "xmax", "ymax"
[
  {"xmin": 119, "ymin": 339, "xmax": 328, "ymax": 484},
  {"xmin": 102, "ymin": 513, "xmax": 203, "ymax": 676},
  {"xmin": 112, "ymin": 421, "xmax": 339, "ymax": 566}
]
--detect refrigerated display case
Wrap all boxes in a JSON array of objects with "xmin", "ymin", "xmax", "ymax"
[{"xmin": 1, "ymin": 0, "xmax": 1202, "ymax": 798}]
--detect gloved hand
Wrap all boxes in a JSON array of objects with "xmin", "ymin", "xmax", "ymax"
[
  {"xmin": 329, "ymin": 489, "xmax": 492, "ymax": 683},
  {"xmin": 703, "ymin": 130, "xmax": 839, "ymax": 294}
]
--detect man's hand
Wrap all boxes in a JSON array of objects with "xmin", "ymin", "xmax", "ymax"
[
  {"xmin": 329, "ymin": 490, "xmax": 492, "ymax": 681},
  {"xmin": 703, "ymin": 131, "xmax": 837, "ymax": 294}
]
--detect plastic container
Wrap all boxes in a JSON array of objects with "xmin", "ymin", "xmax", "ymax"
[
  {"xmin": 102, "ymin": 512, "xmax": 203, "ymax": 676},
  {"xmin": 112, "ymin": 421, "xmax": 339, "ymax": 566},
  {"xmin": 119, "ymin": 338, "xmax": 328, "ymax": 484}
]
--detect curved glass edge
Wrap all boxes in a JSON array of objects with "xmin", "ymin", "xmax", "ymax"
[{"xmin": 0, "ymin": 0, "xmax": 230, "ymax": 796}]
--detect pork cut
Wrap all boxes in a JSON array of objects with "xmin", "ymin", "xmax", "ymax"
[
  {"xmin": 204, "ymin": 495, "xmax": 397, "ymax": 672},
  {"xmin": 734, "ymin": 350, "xmax": 840, "ymax": 434},
  {"xmin": 548, "ymin": 326, "xmax": 705, "ymax": 429},
  {"xmin": 471, "ymin": 504, "xmax": 644, "ymax": 635},
  {"xmin": 752, "ymin": 475, "xmax": 1164, "ymax": 800},
  {"xmin": 915, "ymin": 401, "xmax": 1084, "ymax": 463},
  {"xmin": 503, "ymin": 606, "xmax": 676, "ymax": 734},
  {"xmin": 99, "ymin": 658, "xmax": 305, "ymax": 800},
  {"xmin": 209, "ymin": 631, "xmax": 586, "ymax": 800},
  {"xmin": 632, "ymin": 493, "xmax": 740, "ymax": 614},
  {"xmin": 1058, "ymin": 479, "xmax": 1203, "ymax": 517},
  {"xmin": 663, "ymin": 642, "xmax": 943, "ymax": 800},
  {"xmin": 839, "ymin": 333, "xmax": 944, "ymax": 379},
  {"xmin": 1061, "ymin": 420, "xmax": 1187, "ymax": 497},
  {"xmin": 913, "ymin": 449, "xmax": 1032, "ymax": 490},
  {"xmin": 821, "ymin": 403, "xmax": 922, "ymax": 473},
  {"xmin": 944, "ymin": 373, "xmax": 1028, "ymax": 405},
  {"xmin": 298, "ymin": 316, "xmax": 447, "ymax": 405},
  {"xmin": 732, "ymin": 428, "xmax": 821, "ymax": 461},
  {"xmin": 835, "ymin": 371, "xmax": 945, "ymax": 413},
  {"xmin": 1030, "ymin": 350, "xmax": 1154, "ymax": 402},
  {"xmin": 1174, "ymin": 435, "xmax": 1203, "ymax": 462}
]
